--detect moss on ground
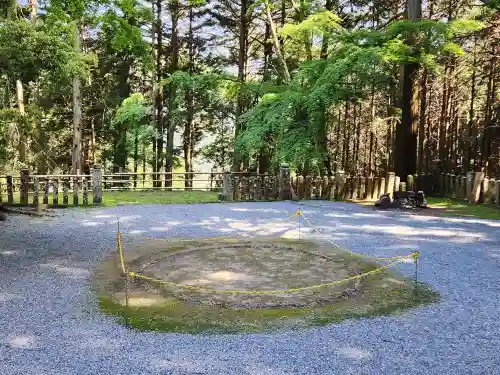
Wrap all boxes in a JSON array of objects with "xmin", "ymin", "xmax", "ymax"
[{"xmin": 94, "ymin": 237, "xmax": 439, "ymax": 334}]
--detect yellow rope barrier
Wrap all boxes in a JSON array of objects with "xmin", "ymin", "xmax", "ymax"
[
  {"xmin": 128, "ymin": 257, "xmax": 408, "ymax": 295},
  {"xmin": 115, "ymin": 210, "xmax": 420, "ymax": 295},
  {"xmin": 117, "ymin": 232, "xmax": 126, "ymax": 274}
]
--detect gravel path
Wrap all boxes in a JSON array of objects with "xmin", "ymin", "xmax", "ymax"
[{"xmin": 1, "ymin": 201, "xmax": 500, "ymax": 375}]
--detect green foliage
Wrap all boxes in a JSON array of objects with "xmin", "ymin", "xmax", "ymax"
[
  {"xmin": 0, "ymin": 20, "xmax": 92, "ymax": 83},
  {"xmin": 237, "ymin": 16, "xmax": 484, "ymax": 172}
]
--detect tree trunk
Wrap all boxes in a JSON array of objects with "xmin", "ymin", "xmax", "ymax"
[
  {"xmin": 133, "ymin": 129, "xmax": 138, "ymax": 188},
  {"xmin": 165, "ymin": 0, "xmax": 179, "ymax": 188},
  {"xmin": 417, "ymin": 68, "xmax": 427, "ymax": 173},
  {"xmin": 151, "ymin": 0, "xmax": 157, "ymax": 182},
  {"xmin": 232, "ymin": 0, "xmax": 249, "ymax": 172},
  {"xmin": 184, "ymin": 6, "xmax": 195, "ymax": 189},
  {"xmin": 156, "ymin": 0, "xmax": 165, "ymax": 187},
  {"xmin": 71, "ymin": 22, "xmax": 82, "ymax": 175},
  {"xmin": 265, "ymin": 1, "xmax": 291, "ymax": 83},
  {"xmin": 394, "ymin": 0, "xmax": 421, "ymax": 181},
  {"xmin": 465, "ymin": 38, "xmax": 477, "ymax": 174}
]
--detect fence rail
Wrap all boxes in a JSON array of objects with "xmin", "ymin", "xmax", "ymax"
[{"xmin": 1, "ymin": 166, "xmax": 499, "ymax": 208}]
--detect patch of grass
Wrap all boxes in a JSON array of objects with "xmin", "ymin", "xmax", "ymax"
[
  {"xmin": 97, "ymin": 280, "xmax": 439, "ymax": 334},
  {"xmin": 2, "ymin": 190, "xmax": 220, "ymax": 208},
  {"xmin": 100, "ymin": 190, "xmax": 220, "ymax": 207},
  {"xmin": 427, "ymin": 197, "xmax": 500, "ymax": 220}
]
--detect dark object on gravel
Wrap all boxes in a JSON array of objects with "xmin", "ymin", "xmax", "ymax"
[
  {"xmin": 0, "ymin": 212, "xmax": 6, "ymax": 221},
  {"xmin": 375, "ymin": 190, "xmax": 428, "ymax": 209}
]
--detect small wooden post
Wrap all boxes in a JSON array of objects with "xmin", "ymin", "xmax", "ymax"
[
  {"xmin": 379, "ymin": 177, "xmax": 386, "ymax": 196},
  {"xmin": 488, "ymin": 179, "xmax": 495, "ymax": 204},
  {"xmin": 440, "ymin": 173, "xmax": 446, "ymax": 196},
  {"xmin": 73, "ymin": 176, "xmax": 79, "ymax": 207},
  {"xmin": 232, "ymin": 176, "xmax": 239, "ymax": 201},
  {"xmin": 471, "ymin": 172, "xmax": 484, "ymax": 203},
  {"xmin": 455, "ymin": 175, "xmax": 462, "ymax": 199},
  {"xmin": 335, "ymin": 171, "xmax": 345, "ymax": 200},
  {"xmin": 372, "ymin": 176, "xmax": 379, "ymax": 199},
  {"xmin": 466, "ymin": 172, "xmax": 474, "ymax": 202},
  {"xmin": 495, "ymin": 180, "xmax": 500, "ymax": 207},
  {"xmin": 386, "ymin": 172, "xmax": 395, "ymax": 198},
  {"xmin": 7, "ymin": 175, "xmax": 13, "ymax": 204},
  {"xmin": 263, "ymin": 176, "xmax": 270, "ymax": 200},
  {"xmin": 407, "ymin": 174, "xmax": 415, "ymax": 192},
  {"xmin": 366, "ymin": 176, "xmax": 374, "ymax": 200},
  {"xmin": 482, "ymin": 177, "xmax": 489, "ymax": 203},
  {"xmin": 343, "ymin": 177, "xmax": 351, "ymax": 200},
  {"xmin": 20, "ymin": 169, "xmax": 29, "ymax": 205},
  {"xmin": 359, "ymin": 177, "xmax": 366, "ymax": 200},
  {"xmin": 83, "ymin": 177, "xmax": 89, "ymax": 207},
  {"xmin": 313, "ymin": 176, "xmax": 321, "ymax": 199},
  {"xmin": 53, "ymin": 178, "xmax": 59, "ymax": 205},
  {"xmin": 322, "ymin": 176, "xmax": 329, "ymax": 199},
  {"xmin": 450, "ymin": 174, "xmax": 456, "ymax": 198},
  {"xmin": 279, "ymin": 163, "xmax": 292, "ymax": 200},
  {"xmin": 461, "ymin": 176, "xmax": 467, "ymax": 200},
  {"xmin": 221, "ymin": 172, "xmax": 233, "ymax": 201},
  {"xmin": 63, "ymin": 178, "xmax": 69, "ymax": 206},
  {"xmin": 394, "ymin": 175, "xmax": 401, "ymax": 192},
  {"xmin": 32, "ymin": 178, "xmax": 39, "ymax": 206},
  {"xmin": 351, "ymin": 177, "xmax": 359, "ymax": 200},
  {"xmin": 256, "ymin": 176, "xmax": 262, "ymax": 201},
  {"xmin": 92, "ymin": 165, "xmax": 103, "ymax": 206},
  {"xmin": 43, "ymin": 178, "xmax": 49, "ymax": 205}
]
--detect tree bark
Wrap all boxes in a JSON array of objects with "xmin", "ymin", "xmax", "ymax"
[
  {"xmin": 184, "ymin": 5, "xmax": 195, "ymax": 189},
  {"xmin": 265, "ymin": 1, "xmax": 291, "ymax": 83},
  {"xmin": 394, "ymin": 0, "xmax": 421, "ymax": 181},
  {"xmin": 418, "ymin": 69, "xmax": 427, "ymax": 173},
  {"xmin": 232, "ymin": 0, "xmax": 250, "ymax": 172},
  {"xmin": 165, "ymin": 0, "xmax": 179, "ymax": 188},
  {"xmin": 71, "ymin": 22, "xmax": 82, "ymax": 175}
]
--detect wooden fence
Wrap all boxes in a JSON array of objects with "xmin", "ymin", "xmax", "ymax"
[{"xmin": 1, "ymin": 165, "xmax": 498, "ymax": 208}]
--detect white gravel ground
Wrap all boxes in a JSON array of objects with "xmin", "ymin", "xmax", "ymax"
[{"xmin": 1, "ymin": 200, "xmax": 500, "ymax": 375}]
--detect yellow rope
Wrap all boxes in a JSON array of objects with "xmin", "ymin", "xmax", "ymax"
[
  {"xmin": 128, "ymin": 258, "xmax": 406, "ymax": 295},
  {"xmin": 117, "ymin": 232, "xmax": 126, "ymax": 274}
]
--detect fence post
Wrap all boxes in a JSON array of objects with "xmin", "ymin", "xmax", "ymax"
[
  {"xmin": 73, "ymin": 176, "xmax": 79, "ymax": 207},
  {"xmin": 496, "ymin": 180, "xmax": 500, "ymax": 207},
  {"xmin": 379, "ymin": 176, "xmax": 386, "ymax": 196},
  {"xmin": 488, "ymin": 179, "xmax": 495, "ymax": 204},
  {"xmin": 386, "ymin": 172, "xmax": 395, "ymax": 198},
  {"xmin": 471, "ymin": 172, "xmax": 484, "ymax": 203},
  {"xmin": 407, "ymin": 174, "xmax": 415, "ymax": 192},
  {"xmin": 53, "ymin": 178, "xmax": 59, "ymax": 205},
  {"xmin": 394, "ymin": 175, "xmax": 400, "ymax": 193},
  {"xmin": 466, "ymin": 172, "xmax": 474, "ymax": 202},
  {"xmin": 92, "ymin": 165, "xmax": 103, "ymax": 206},
  {"xmin": 63, "ymin": 178, "xmax": 69, "ymax": 206},
  {"xmin": 461, "ymin": 176, "xmax": 467, "ymax": 200},
  {"xmin": 366, "ymin": 176, "xmax": 374, "ymax": 200},
  {"xmin": 351, "ymin": 177, "xmax": 359, "ymax": 200},
  {"xmin": 7, "ymin": 175, "xmax": 13, "ymax": 204},
  {"xmin": 83, "ymin": 177, "xmax": 89, "ymax": 207},
  {"xmin": 20, "ymin": 169, "xmax": 29, "ymax": 205},
  {"xmin": 482, "ymin": 177, "xmax": 490, "ymax": 203},
  {"xmin": 43, "ymin": 178, "xmax": 49, "ymax": 204},
  {"xmin": 359, "ymin": 177, "xmax": 366, "ymax": 200},
  {"xmin": 221, "ymin": 171, "xmax": 233, "ymax": 201},
  {"xmin": 400, "ymin": 182, "xmax": 407, "ymax": 191},
  {"xmin": 455, "ymin": 175, "xmax": 462, "ymax": 199},
  {"xmin": 279, "ymin": 163, "xmax": 292, "ymax": 200},
  {"xmin": 32, "ymin": 177, "xmax": 39, "ymax": 206},
  {"xmin": 334, "ymin": 171, "xmax": 344, "ymax": 200}
]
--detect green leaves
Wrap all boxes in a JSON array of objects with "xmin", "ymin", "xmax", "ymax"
[{"xmin": 0, "ymin": 20, "xmax": 91, "ymax": 83}]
